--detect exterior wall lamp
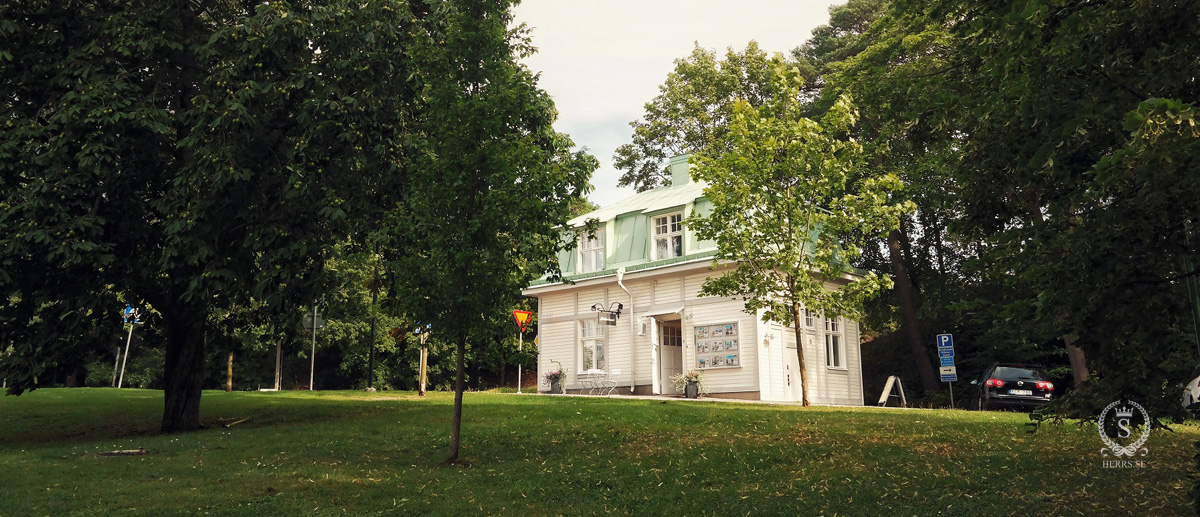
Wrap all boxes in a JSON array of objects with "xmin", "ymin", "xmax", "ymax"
[{"xmin": 592, "ymin": 302, "xmax": 623, "ymax": 326}]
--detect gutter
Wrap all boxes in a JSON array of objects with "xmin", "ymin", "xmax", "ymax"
[{"xmin": 616, "ymin": 267, "xmax": 634, "ymax": 394}]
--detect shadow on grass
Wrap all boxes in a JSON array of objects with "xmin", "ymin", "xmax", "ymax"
[{"xmin": 0, "ymin": 388, "xmax": 450, "ymax": 448}]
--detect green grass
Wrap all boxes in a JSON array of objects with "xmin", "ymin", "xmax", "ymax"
[{"xmin": 0, "ymin": 388, "xmax": 1194, "ymax": 515}]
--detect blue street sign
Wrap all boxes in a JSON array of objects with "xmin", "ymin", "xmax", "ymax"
[
  {"xmin": 936, "ymin": 334, "xmax": 954, "ymax": 349},
  {"xmin": 941, "ymin": 374, "xmax": 958, "ymax": 382},
  {"xmin": 937, "ymin": 348, "xmax": 954, "ymax": 358},
  {"xmin": 940, "ymin": 357, "xmax": 955, "ymax": 367}
]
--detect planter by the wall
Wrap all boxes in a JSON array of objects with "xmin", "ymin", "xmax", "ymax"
[
  {"xmin": 685, "ymin": 381, "xmax": 699, "ymax": 399},
  {"xmin": 550, "ymin": 379, "xmax": 563, "ymax": 394}
]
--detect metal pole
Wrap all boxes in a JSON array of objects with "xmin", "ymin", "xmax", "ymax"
[
  {"xmin": 274, "ymin": 340, "xmax": 282, "ymax": 390},
  {"xmin": 517, "ymin": 331, "xmax": 523, "ymax": 394},
  {"xmin": 419, "ymin": 333, "xmax": 428, "ymax": 397},
  {"xmin": 368, "ymin": 278, "xmax": 377, "ymax": 390},
  {"xmin": 948, "ymin": 381, "xmax": 954, "ymax": 409},
  {"xmin": 309, "ymin": 304, "xmax": 317, "ymax": 391},
  {"xmin": 117, "ymin": 324, "xmax": 134, "ymax": 388},
  {"xmin": 111, "ymin": 345, "xmax": 121, "ymax": 387}
]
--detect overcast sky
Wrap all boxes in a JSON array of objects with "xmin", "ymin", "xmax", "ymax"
[{"xmin": 512, "ymin": 0, "xmax": 843, "ymax": 206}]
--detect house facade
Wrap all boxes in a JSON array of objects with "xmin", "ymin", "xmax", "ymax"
[{"xmin": 522, "ymin": 155, "xmax": 864, "ymax": 404}]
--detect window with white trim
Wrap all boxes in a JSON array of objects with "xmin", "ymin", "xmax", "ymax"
[
  {"xmin": 581, "ymin": 320, "xmax": 607, "ymax": 371},
  {"xmin": 825, "ymin": 316, "xmax": 843, "ymax": 368},
  {"xmin": 578, "ymin": 231, "xmax": 605, "ymax": 273},
  {"xmin": 653, "ymin": 213, "xmax": 683, "ymax": 260},
  {"xmin": 804, "ymin": 308, "xmax": 815, "ymax": 328}
]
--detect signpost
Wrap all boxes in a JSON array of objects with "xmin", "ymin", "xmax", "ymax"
[
  {"xmin": 117, "ymin": 304, "xmax": 142, "ymax": 388},
  {"xmin": 415, "ymin": 324, "xmax": 430, "ymax": 397},
  {"xmin": 513, "ymin": 310, "xmax": 533, "ymax": 394},
  {"xmin": 937, "ymin": 333, "xmax": 956, "ymax": 408},
  {"xmin": 303, "ymin": 305, "xmax": 325, "ymax": 391}
]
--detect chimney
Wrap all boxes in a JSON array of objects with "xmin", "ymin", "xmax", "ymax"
[{"xmin": 669, "ymin": 154, "xmax": 691, "ymax": 187}]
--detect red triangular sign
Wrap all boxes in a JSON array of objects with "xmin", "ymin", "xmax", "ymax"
[{"xmin": 513, "ymin": 310, "xmax": 533, "ymax": 332}]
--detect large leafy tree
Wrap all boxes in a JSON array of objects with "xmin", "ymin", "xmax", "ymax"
[
  {"xmin": 613, "ymin": 42, "xmax": 786, "ymax": 191},
  {"xmin": 829, "ymin": 0, "xmax": 1200, "ymax": 414},
  {"xmin": 933, "ymin": 0, "xmax": 1200, "ymax": 415},
  {"xmin": 384, "ymin": 0, "xmax": 594, "ymax": 463},
  {"xmin": 690, "ymin": 64, "xmax": 911, "ymax": 406},
  {"xmin": 0, "ymin": 0, "xmax": 417, "ymax": 431}
]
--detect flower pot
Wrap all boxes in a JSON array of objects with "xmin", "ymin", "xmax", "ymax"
[
  {"xmin": 550, "ymin": 378, "xmax": 563, "ymax": 394},
  {"xmin": 685, "ymin": 381, "xmax": 699, "ymax": 399}
]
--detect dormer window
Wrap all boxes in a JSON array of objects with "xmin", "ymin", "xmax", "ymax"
[
  {"xmin": 578, "ymin": 231, "xmax": 605, "ymax": 273},
  {"xmin": 653, "ymin": 213, "xmax": 683, "ymax": 260}
]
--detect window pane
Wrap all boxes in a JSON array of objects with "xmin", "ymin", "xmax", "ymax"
[
  {"xmin": 833, "ymin": 336, "xmax": 840, "ymax": 367},
  {"xmin": 656, "ymin": 237, "xmax": 668, "ymax": 260},
  {"xmin": 596, "ymin": 343, "xmax": 605, "ymax": 370},
  {"xmin": 672, "ymin": 235, "xmax": 682, "ymax": 257},
  {"xmin": 583, "ymin": 345, "xmax": 594, "ymax": 370}
]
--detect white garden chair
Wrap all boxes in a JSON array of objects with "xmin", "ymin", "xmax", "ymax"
[{"xmin": 599, "ymin": 369, "xmax": 621, "ymax": 396}]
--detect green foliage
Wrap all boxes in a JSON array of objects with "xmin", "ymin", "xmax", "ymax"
[
  {"xmin": 690, "ymin": 66, "xmax": 910, "ymax": 326},
  {"xmin": 614, "ymin": 42, "xmax": 791, "ymax": 191},
  {"xmin": 824, "ymin": 0, "xmax": 1200, "ymax": 413},
  {"xmin": 0, "ymin": 0, "xmax": 422, "ymax": 430}
]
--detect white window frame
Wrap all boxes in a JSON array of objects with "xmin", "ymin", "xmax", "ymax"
[
  {"xmin": 580, "ymin": 319, "xmax": 607, "ymax": 371},
  {"xmin": 803, "ymin": 308, "xmax": 815, "ymax": 328},
  {"xmin": 652, "ymin": 212, "xmax": 684, "ymax": 260},
  {"xmin": 824, "ymin": 316, "xmax": 844, "ymax": 369},
  {"xmin": 578, "ymin": 231, "xmax": 605, "ymax": 273}
]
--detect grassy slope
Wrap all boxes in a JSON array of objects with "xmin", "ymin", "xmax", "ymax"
[{"xmin": 0, "ymin": 389, "xmax": 1193, "ymax": 515}]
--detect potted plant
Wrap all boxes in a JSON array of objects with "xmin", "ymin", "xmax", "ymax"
[
  {"xmin": 671, "ymin": 370, "xmax": 705, "ymax": 399},
  {"xmin": 544, "ymin": 362, "xmax": 565, "ymax": 394}
]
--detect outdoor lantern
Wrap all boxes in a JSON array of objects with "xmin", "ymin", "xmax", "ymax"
[{"xmin": 591, "ymin": 302, "xmax": 623, "ymax": 326}]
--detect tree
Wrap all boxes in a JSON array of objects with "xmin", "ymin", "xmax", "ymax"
[
  {"xmin": 791, "ymin": 0, "xmax": 890, "ymax": 100},
  {"xmin": 613, "ymin": 42, "xmax": 788, "ymax": 191},
  {"xmin": 383, "ymin": 0, "xmax": 594, "ymax": 463},
  {"xmin": 689, "ymin": 64, "xmax": 911, "ymax": 406},
  {"xmin": 828, "ymin": 0, "xmax": 1200, "ymax": 415},
  {"xmin": 0, "ymin": 0, "xmax": 418, "ymax": 431},
  {"xmin": 932, "ymin": 0, "xmax": 1200, "ymax": 416},
  {"xmin": 820, "ymin": 0, "xmax": 961, "ymax": 395}
]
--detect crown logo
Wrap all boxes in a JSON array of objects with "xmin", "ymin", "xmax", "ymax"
[{"xmin": 1114, "ymin": 406, "xmax": 1134, "ymax": 419}]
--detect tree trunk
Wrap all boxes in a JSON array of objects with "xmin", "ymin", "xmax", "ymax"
[
  {"xmin": 792, "ymin": 305, "xmax": 810, "ymax": 407},
  {"xmin": 889, "ymin": 229, "xmax": 939, "ymax": 394},
  {"xmin": 1063, "ymin": 333, "xmax": 1089, "ymax": 385},
  {"xmin": 498, "ymin": 339, "xmax": 507, "ymax": 389},
  {"xmin": 445, "ymin": 338, "xmax": 466, "ymax": 464},
  {"xmin": 161, "ymin": 307, "xmax": 207, "ymax": 433},
  {"xmin": 226, "ymin": 353, "xmax": 233, "ymax": 392}
]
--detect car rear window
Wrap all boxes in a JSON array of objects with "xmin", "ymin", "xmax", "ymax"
[{"xmin": 993, "ymin": 366, "xmax": 1046, "ymax": 380}]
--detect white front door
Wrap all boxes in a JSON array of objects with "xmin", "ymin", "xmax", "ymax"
[
  {"xmin": 658, "ymin": 321, "xmax": 683, "ymax": 394},
  {"xmin": 785, "ymin": 340, "xmax": 803, "ymax": 402}
]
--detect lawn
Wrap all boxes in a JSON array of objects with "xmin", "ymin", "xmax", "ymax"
[{"xmin": 0, "ymin": 389, "xmax": 1194, "ymax": 515}]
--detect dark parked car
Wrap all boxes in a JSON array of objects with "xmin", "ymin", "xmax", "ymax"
[{"xmin": 972, "ymin": 363, "xmax": 1054, "ymax": 411}]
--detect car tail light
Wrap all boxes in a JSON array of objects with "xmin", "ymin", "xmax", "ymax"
[
  {"xmin": 1037, "ymin": 381, "xmax": 1054, "ymax": 391},
  {"xmin": 985, "ymin": 378, "xmax": 1005, "ymax": 388}
]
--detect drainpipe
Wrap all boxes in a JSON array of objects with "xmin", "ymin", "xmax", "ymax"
[{"xmin": 617, "ymin": 267, "xmax": 635, "ymax": 394}]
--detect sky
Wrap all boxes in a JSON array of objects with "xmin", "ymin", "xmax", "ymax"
[{"xmin": 511, "ymin": 0, "xmax": 843, "ymax": 206}]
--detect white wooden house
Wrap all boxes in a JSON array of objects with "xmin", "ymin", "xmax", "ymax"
[{"xmin": 523, "ymin": 155, "xmax": 864, "ymax": 404}]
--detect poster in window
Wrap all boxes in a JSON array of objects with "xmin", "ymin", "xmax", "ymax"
[{"xmin": 693, "ymin": 322, "xmax": 741, "ymax": 369}]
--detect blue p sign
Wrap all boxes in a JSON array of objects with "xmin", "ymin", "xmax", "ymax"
[{"xmin": 937, "ymin": 334, "xmax": 953, "ymax": 349}]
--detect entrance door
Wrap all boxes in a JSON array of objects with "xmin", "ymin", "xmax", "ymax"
[
  {"xmin": 658, "ymin": 321, "xmax": 683, "ymax": 394},
  {"xmin": 785, "ymin": 335, "xmax": 803, "ymax": 402}
]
